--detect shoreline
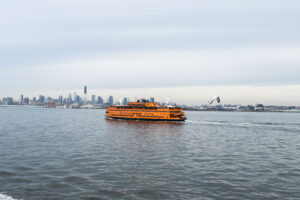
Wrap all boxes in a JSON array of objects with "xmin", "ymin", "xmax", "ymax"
[{"xmin": 1, "ymin": 105, "xmax": 300, "ymax": 113}]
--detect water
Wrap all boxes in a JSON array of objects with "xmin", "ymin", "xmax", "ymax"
[{"xmin": 0, "ymin": 107, "xmax": 299, "ymax": 200}]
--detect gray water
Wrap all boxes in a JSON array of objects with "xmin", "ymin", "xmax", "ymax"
[{"xmin": 0, "ymin": 107, "xmax": 300, "ymax": 200}]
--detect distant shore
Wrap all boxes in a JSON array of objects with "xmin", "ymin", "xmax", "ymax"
[{"xmin": 1, "ymin": 104, "xmax": 300, "ymax": 113}]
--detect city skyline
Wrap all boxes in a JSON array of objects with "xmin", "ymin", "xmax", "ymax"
[
  {"xmin": 2, "ymin": 88, "xmax": 300, "ymax": 113},
  {"xmin": 2, "ymin": 84, "xmax": 300, "ymax": 106},
  {"xmin": 1, "ymin": 1, "xmax": 300, "ymax": 105}
]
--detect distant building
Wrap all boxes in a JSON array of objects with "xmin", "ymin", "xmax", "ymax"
[
  {"xmin": 238, "ymin": 105, "xmax": 255, "ymax": 112},
  {"xmin": 248, "ymin": 105, "xmax": 255, "ymax": 112},
  {"xmin": 83, "ymin": 86, "xmax": 87, "ymax": 104},
  {"xmin": 122, "ymin": 97, "xmax": 128, "ymax": 105},
  {"xmin": 255, "ymin": 104, "xmax": 264, "ymax": 111},
  {"xmin": 23, "ymin": 97, "xmax": 29, "ymax": 104},
  {"xmin": 67, "ymin": 94, "xmax": 72, "ymax": 103},
  {"xmin": 108, "ymin": 96, "xmax": 114, "ymax": 105},
  {"xmin": 97, "ymin": 96, "xmax": 103, "ymax": 105},
  {"xmin": 32, "ymin": 97, "xmax": 37, "ymax": 104},
  {"xmin": 73, "ymin": 93, "xmax": 77, "ymax": 103},
  {"xmin": 45, "ymin": 97, "xmax": 51, "ymax": 104},
  {"xmin": 3, "ymin": 97, "xmax": 14, "ymax": 105},
  {"xmin": 91, "ymin": 95, "xmax": 96, "ymax": 105},
  {"xmin": 20, "ymin": 94, "xmax": 24, "ymax": 103},
  {"xmin": 58, "ymin": 96, "xmax": 63, "ymax": 104},
  {"xmin": 75, "ymin": 95, "xmax": 81, "ymax": 104},
  {"xmin": 39, "ymin": 95, "xmax": 45, "ymax": 103},
  {"xmin": 150, "ymin": 97, "xmax": 155, "ymax": 102}
]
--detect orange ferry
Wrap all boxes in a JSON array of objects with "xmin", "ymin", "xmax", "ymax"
[{"xmin": 105, "ymin": 99, "xmax": 186, "ymax": 121}]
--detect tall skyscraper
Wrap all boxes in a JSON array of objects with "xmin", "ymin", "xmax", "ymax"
[
  {"xmin": 24, "ymin": 97, "xmax": 30, "ymax": 104},
  {"xmin": 91, "ymin": 95, "xmax": 96, "ymax": 105},
  {"xmin": 67, "ymin": 94, "xmax": 72, "ymax": 103},
  {"xmin": 73, "ymin": 92, "xmax": 77, "ymax": 103},
  {"xmin": 76, "ymin": 96, "xmax": 81, "ymax": 104},
  {"xmin": 108, "ymin": 96, "xmax": 114, "ymax": 105},
  {"xmin": 58, "ymin": 96, "xmax": 63, "ymax": 104},
  {"xmin": 32, "ymin": 97, "xmax": 37, "ymax": 104},
  {"xmin": 120, "ymin": 97, "xmax": 128, "ymax": 105},
  {"xmin": 97, "ymin": 96, "xmax": 103, "ymax": 105},
  {"xmin": 39, "ymin": 95, "xmax": 45, "ymax": 103},
  {"xmin": 83, "ymin": 85, "xmax": 87, "ymax": 104},
  {"xmin": 20, "ymin": 94, "xmax": 24, "ymax": 103}
]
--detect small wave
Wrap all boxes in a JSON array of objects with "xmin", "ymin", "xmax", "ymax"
[
  {"xmin": 186, "ymin": 120, "xmax": 229, "ymax": 126},
  {"xmin": 0, "ymin": 171, "xmax": 15, "ymax": 176},
  {"xmin": 186, "ymin": 120, "xmax": 300, "ymax": 131},
  {"xmin": 0, "ymin": 193, "xmax": 18, "ymax": 200}
]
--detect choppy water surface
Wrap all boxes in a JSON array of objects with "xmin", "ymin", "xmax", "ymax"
[{"xmin": 0, "ymin": 107, "xmax": 299, "ymax": 200}]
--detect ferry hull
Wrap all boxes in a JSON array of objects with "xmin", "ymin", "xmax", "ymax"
[{"xmin": 106, "ymin": 116, "xmax": 186, "ymax": 121}]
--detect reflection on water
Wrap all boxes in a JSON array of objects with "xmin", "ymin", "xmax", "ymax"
[
  {"xmin": 104, "ymin": 118, "xmax": 186, "ymax": 154},
  {"xmin": 105, "ymin": 118, "xmax": 184, "ymax": 135}
]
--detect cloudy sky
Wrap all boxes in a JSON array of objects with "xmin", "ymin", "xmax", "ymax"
[{"xmin": 1, "ymin": 0, "xmax": 300, "ymax": 105}]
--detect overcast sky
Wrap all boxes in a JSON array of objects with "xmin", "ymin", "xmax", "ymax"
[{"xmin": 1, "ymin": 0, "xmax": 300, "ymax": 105}]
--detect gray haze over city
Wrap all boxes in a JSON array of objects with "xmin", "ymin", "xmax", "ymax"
[{"xmin": 1, "ymin": 0, "xmax": 300, "ymax": 105}]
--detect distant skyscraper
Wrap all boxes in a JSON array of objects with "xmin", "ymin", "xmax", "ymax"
[
  {"xmin": 83, "ymin": 85, "xmax": 87, "ymax": 104},
  {"xmin": 108, "ymin": 96, "xmax": 114, "ymax": 105},
  {"xmin": 20, "ymin": 94, "xmax": 24, "ymax": 103},
  {"xmin": 91, "ymin": 95, "xmax": 96, "ymax": 105},
  {"xmin": 67, "ymin": 94, "xmax": 72, "ymax": 103},
  {"xmin": 58, "ymin": 96, "xmax": 63, "ymax": 104},
  {"xmin": 24, "ymin": 97, "xmax": 29, "ymax": 104},
  {"xmin": 75, "ymin": 95, "xmax": 80, "ymax": 104},
  {"xmin": 39, "ymin": 95, "xmax": 45, "ymax": 103},
  {"xmin": 32, "ymin": 97, "xmax": 37, "ymax": 104},
  {"xmin": 122, "ymin": 97, "xmax": 128, "ymax": 105},
  {"xmin": 150, "ymin": 97, "xmax": 155, "ymax": 102},
  {"xmin": 73, "ymin": 92, "xmax": 77, "ymax": 103},
  {"xmin": 45, "ymin": 97, "xmax": 51, "ymax": 104},
  {"xmin": 3, "ymin": 97, "xmax": 14, "ymax": 105},
  {"xmin": 97, "ymin": 96, "xmax": 103, "ymax": 105}
]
